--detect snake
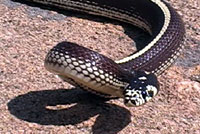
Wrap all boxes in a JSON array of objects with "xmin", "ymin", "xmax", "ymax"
[{"xmin": 22, "ymin": 0, "xmax": 185, "ymax": 106}]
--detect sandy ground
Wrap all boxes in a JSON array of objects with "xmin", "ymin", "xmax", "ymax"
[{"xmin": 0, "ymin": 0, "xmax": 200, "ymax": 133}]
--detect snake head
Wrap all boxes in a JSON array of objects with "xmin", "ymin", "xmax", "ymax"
[{"xmin": 123, "ymin": 71, "xmax": 159, "ymax": 107}]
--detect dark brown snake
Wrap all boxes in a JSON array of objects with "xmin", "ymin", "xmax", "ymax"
[{"xmin": 22, "ymin": 0, "xmax": 185, "ymax": 106}]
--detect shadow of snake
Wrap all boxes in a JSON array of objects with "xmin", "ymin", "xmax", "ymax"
[{"xmin": 8, "ymin": 88, "xmax": 131, "ymax": 134}]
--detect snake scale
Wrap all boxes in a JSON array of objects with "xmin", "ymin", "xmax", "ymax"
[{"xmin": 22, "ymin": 0, "xmax": 185, "ymax": 106}]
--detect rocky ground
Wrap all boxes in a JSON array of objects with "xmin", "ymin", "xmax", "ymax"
[{"xmin": 0, "ymin": 0, "xmax": 200, "ymax": 133}]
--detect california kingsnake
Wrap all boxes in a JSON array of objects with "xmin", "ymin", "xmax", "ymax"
[{"xmin": 24, "ymin": 0, "xmax": 185, "ymax": 106}]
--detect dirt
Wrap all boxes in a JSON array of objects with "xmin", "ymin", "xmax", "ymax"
[{"xmin": 0, "ymin": 0, "xmax": 200, "ymax": 133}]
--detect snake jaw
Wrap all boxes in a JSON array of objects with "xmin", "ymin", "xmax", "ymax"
[{"xmin": 123, "ymin": 71, "xmax": 159, "ymax": 107}]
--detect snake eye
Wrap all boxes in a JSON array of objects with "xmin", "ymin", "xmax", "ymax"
[
  {"xmin": 123, "ymin": 71, "xmax": 159, "ymax": 107},
  {"xmin": 141, "ymin": 90, "xmax": 147, "ymax": 97}
]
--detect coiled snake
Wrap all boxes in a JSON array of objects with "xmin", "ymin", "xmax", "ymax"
[{"xmin": 26, "ymin": 0, "xmax": 185, "ymax": 106}]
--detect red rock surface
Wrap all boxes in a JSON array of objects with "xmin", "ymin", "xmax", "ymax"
[{"xmin": 0, "ymin": 0, "xmax": 199, "ymax": 133}]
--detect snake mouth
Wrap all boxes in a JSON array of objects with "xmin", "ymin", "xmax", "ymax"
[{"xmin": 124, "ymin": 85, "xmax": 158, "ymax": 107}]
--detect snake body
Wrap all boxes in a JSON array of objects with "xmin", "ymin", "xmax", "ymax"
[{"xmin": 24, "ymin": 0, "xmax": 185, "ymax": 106}]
